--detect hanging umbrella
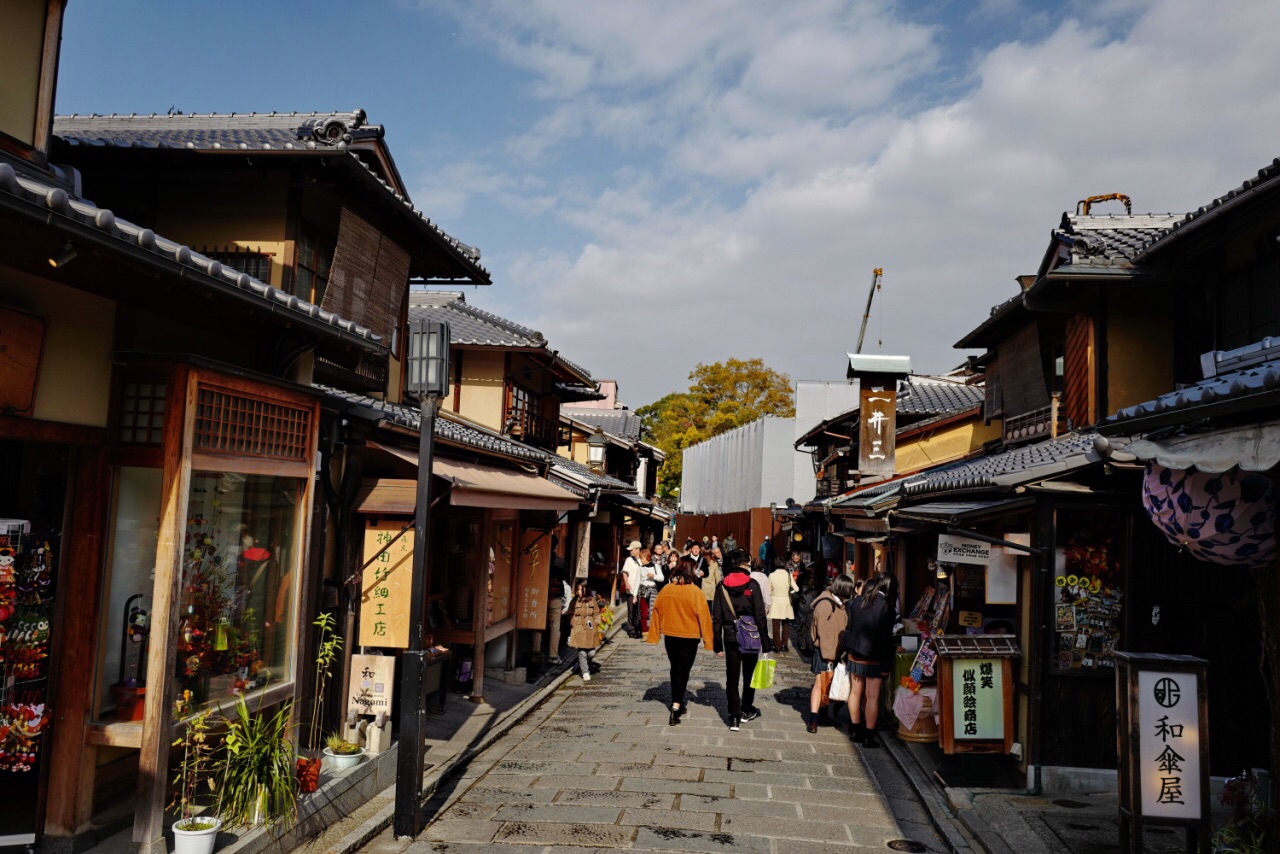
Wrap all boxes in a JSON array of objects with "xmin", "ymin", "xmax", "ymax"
[{"xmin": 1141, "ymin": 463, "xmax": 1275, "ymax": 569}]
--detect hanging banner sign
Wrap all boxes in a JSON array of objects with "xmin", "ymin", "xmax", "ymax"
[
  {"xmin": 952, "ymin": 658, "xmax": 1004, "ymax": 739},
  {"xmin": 938, "ymin": 533, "xmax": 993, "ymax": 565},
  {"xmin": 857, "ymin": 386, "xmax": 897, "ymax": 477},
  {"xmin": 516, "ymin": 529, "xmax": 551, "ymax": 630},
  {"xmin": 348, "ymin": 653, "xmax": 396, "ymax": 717},
  {"xmin": 1136, "ymin": 669, "xmax": 1202, "ymax": 820},
  {"xmin": 359, "ymin": 520, "xmax": 414, "ymax": 648}
]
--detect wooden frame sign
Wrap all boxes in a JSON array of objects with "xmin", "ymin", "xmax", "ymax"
[
  {"xmin": 857, "ymin": 384, "xmax": 896, "ymax": 478},
  {"xmin": 359, "ymin": 519, "xmax": 414, "ymax": 648},
  {"xmin": 1115, "ymin": 653, "xmax": 1210, "ymax": 854},
  {"xmin": 516, "ymin": 529, "xmax": 551, "ymax": 630},
  {"xmin": 934, "ymin": 635, "xmax": 1019, "ymax": 755}
]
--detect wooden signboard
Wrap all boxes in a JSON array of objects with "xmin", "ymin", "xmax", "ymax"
[
  {"xmin": 516, "ymin": 528, "xmax": 551, "ymax": 630},
  {"xmin": 857, "ymin": 385, "xmax": 896, "ymax": 478},
  {"xmin": 0, "ymin": 306, "xmax": 46, "ymax": 416},
  {"xmin": 347, "ymin": 653, "xmax": 396, "ymax": 717},
  {"xmin": 359, "ymin": 520, "xmax": 414, "ymax": 648},
  {"xmin": 935, "ymin": 635, "xmax": 1019, "ymax": 755}
]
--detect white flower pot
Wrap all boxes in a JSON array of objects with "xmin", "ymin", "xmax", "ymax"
[
  {"xmin": 323, "ymin": 746, "xmax": 364, "ymax": 770},
  {"xmin": 173, "ymin": 816, "xmax": 221, "ymax": 854}
]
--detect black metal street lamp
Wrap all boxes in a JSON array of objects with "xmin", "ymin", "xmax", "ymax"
[
  {"xmin": 394, "ymin": 319, "xmax": 450, "ymax": 838},
  {"xmin": 586, "ymin": 429, "xmax": 608, "ymax": 474}
]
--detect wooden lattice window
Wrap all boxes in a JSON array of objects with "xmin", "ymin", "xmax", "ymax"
[
  {"xmin": 201, "ymin": 248, "xmax": 273, "ymax": 282},
  {"xmin": 194, "ymin": 387, "xmax": 311, "ymax": 461},
  {"xmin": 118, "ymin": 380, "xmax": 167, "ymax": 444}
]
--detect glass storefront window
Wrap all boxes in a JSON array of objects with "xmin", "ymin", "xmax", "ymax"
[
  {"xmin": 174, "ymin": 471, "xmax": 300, "ymax": 711},
  {"xmin": 95, "ymin": 467, "xmax": 162, "ymax": 723}
]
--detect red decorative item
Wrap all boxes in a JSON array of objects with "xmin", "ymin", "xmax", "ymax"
[{"xmin": 296, "ymin": 756, "xmax": 321, "ymax": 793}]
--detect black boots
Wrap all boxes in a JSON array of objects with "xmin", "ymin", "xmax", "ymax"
[
  {"xmin": 669, "ymin": 705, "xmax": 682, "ymax": 726},
  {"xmin": 849, "ymin": 722, "xmax": 866, "ymax": 744}
]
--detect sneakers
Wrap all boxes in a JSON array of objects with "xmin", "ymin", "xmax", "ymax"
[
  {"xmin": 728, "ymin": 716, "xmax": 741, "ymax": 732},
  {"xmin": 741, "ymin": 707, "xmax": 761, "ymax": 723},
  {"xmin": 581, "ymin": 672, "xmax": 591, "ymax": 682}
]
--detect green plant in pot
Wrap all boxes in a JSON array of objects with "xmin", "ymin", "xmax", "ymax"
[
  {"xmin": 323, "ymin": 731, "xmax": 364, "ymax": 770},
  {"xmin": 170, "ymin": 706, "xmax": 222, "ymax": 854},
  {"xmin": 218, "ymin": 695, "xmax": 297, "ymax": 830},
  {"xmin": 298, "ymin": 612, "xmax": 342, "ymax": 793}
]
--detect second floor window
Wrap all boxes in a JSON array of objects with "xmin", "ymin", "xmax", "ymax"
[
  {"xmin": 505, "ymin": 384, "xmax": 556, "ymax": 447},
  {"xmin": 297, "ymin": 230, "xmax": 333, "ymax": 304},
  {"xmin": 1217, "ymin": 256, "xmax": 1280, "ymax": 351}
]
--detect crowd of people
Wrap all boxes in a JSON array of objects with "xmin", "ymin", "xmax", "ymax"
[{"xmin": 553, "ymin": 532, "xmax": 899, "ymax": 744}]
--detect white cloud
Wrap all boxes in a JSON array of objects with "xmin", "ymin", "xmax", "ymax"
[{"xmin": 412, "ymin": 0, "xmax": 1280, "ymax": 406}]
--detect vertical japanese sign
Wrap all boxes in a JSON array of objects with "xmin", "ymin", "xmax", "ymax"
[
  {"xmin": 359, "ymin": 520, "xmax": 414, "ymax": 648},
  {"xmin": 516, "ymin": 529, "xmax": 551, "ymax": 630},
  {"xmin": 347, "ymin": 653, "xmax": 396, "ymax": 716},
  {"xmin": 952, "ymin": 658, "xmax": 1003, "ymax": 739},
  {"xmin": 858, "ymin": 385, "xmax": 896, "ymax": 477},
  {"xmin": 1137, "ymin": 670, "xmax": 1201, "ymax": 819}
]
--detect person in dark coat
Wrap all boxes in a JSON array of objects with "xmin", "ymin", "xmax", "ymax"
[
  {"xmin": 712, "ymin": 550, "xmax": 772, "ymax": 731},
  {"xmin": 842, "ymin": 574, "xmax": 896, "ymax": 747}
]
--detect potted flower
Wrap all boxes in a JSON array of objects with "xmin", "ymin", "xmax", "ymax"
[
  {"xmin": 218, "ymin": 696, "xmax": 297, "ymax": 829},
  {"xmin": 298, "ymin": 612, "xmax": 342, "ymax": 794},
  {"xmin": 170, "ymin": 707, "xmax": 221, "ymax": 854},
  {"xmin": 322, "ymin": 732, "xmax": 364, "ymax": 770},
  {"xmin": 1213, "ymin": 769, "xmax": 1274, "ymax": 853}
]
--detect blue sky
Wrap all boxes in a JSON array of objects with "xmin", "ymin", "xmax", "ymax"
[{"xmin": 55, "ymin": 1, "xmax": 1280, "ymax": 406}]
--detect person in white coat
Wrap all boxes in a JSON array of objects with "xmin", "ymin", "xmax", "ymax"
[
  {"xmin": 621, "ymin": 541, "xmax": 645, "ymax": 638},
  {"xmin": 767, "ymin": 562, "xmax": 799, "ymax": 652}
]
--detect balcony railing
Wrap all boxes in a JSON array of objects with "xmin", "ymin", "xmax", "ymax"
[
  {"xmin": 505, "ymin": 406, "xmax": 559, "ymax": 449},
  {"xmin": 1003, "ymin": 399, "xmax": 1068, "ymax": 444}
]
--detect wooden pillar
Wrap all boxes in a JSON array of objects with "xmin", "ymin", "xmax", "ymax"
[
  {"xmin": 43, "ymin": 441, "xmax": 109, "ymax": 836},
  {"xmin": 131, "ymin": 367, "xmax": 197, "ymax": 854},
  {"xmin": 470, "ymin": 513, "xmax": 487, "ymax": 703}
]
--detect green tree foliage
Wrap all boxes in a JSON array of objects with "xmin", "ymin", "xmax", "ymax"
[{"xmin": 639, "ymin": 359, "xmax": 795, "ymax": 499}]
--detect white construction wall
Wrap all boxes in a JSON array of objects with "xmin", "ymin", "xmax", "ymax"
[{"xmin": 682, "ymin": 417, "xmax": 803, "ymax": 513}]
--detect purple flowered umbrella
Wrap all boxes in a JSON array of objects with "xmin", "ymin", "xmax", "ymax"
[{"xmin": 1142, "ymin": 463, "xmax": 1276, "ymax": 569}]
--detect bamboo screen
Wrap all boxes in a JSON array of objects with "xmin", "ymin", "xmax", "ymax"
[
  {"xmin": 322, "ymin": 207, "xmax": 410, "ymax": 346},
  {"xmin": 193, "ymin": 387, "xmax": 311, "ymax": 461}
]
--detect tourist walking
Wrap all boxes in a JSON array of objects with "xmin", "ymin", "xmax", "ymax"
[
  {"xmin": 567, "ymin": 580, "xmax": 601, "ymax": 682},
  {"xmin": 748, "ymin": 557, "xmax": 772, "ymax": 615},
  {"xmin": 712, "ymin": 550, "xmax": 771, "ymax": 731},
  {"xmin": 620, "ymin": 540, "xmax": 644, "ymax": 638},
  {"xmin": 636, "ymin": 547, "xmax": 663, "ymax": 632},
  {"xmin": 806, "ymin": 575, "xmax": 854, "ymax": 733},
  {"xmin": 842, "ymin": 575, "xmax": 896, "ymax": 747},
  {"xmin": 699, "ymin": 548, "xmax": 722, "ymax": 610},
  {"xmin": 647, "ymin": 556, "xmax": 714, "ymax": 726},
  {"xmin": 767, "ymin": 560, "xmax": 799, "ymax": 652}
]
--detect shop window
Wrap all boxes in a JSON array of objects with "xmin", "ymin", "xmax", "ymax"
[
  {"xmin": 119, "ymin": 381, "xmax": 167, "ymax": 445},
  {"xmin": 1050, "ymin": 509, "xmax": 1127, "ymax": 674}
]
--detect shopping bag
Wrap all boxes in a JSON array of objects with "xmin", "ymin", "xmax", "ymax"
[
  {"xmin": 749, "ymin": 656, "xmax": 776, "ymax": 690},
  {"xmin": 817, "ymin": 668, "xmax": 834, "ymax": 707},
  {"xmin": 828, "ymin": 661, "xmax": 851, "ymax": 703}
]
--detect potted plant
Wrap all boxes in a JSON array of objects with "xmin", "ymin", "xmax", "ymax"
[
  {"xmin": 218, "ymin": 696, "xmax": 297, "ymax": 829},
  {"xmin": 298, "ymin": 612, "xmax": 342, "ymax": 793},
  {"xmin": 170, "ymin": 706, "xmax": 222, "ymax": 854},
  {"xmin": 322, "ymin": 732, "xmax": 364, "ymax": 770}
]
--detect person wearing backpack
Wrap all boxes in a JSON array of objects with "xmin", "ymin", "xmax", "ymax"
[
  {"xmin": 806, "ymin": 575, "xmax": 854, "ymax": 733},
  {"xmin": 712, "ymin": 550, "xmax": 772, "ymax": 731}
]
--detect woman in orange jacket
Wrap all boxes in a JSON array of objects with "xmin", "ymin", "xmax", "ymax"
[{"xmin": 647, "ymin": 556, "xmax": 714, "ymax": 726}]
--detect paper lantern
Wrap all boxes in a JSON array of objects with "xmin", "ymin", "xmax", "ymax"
[{"xmin": 1141, "ymin": 463, "xmax": 1275, "ymax": 568}]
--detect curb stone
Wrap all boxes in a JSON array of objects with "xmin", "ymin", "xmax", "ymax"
[{"xmin": 879, "ymin": 730, "xmax": 981, "ymax": 853}]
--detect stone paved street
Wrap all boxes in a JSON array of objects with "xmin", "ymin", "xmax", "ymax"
[{"xmin": 358, "ymin": 633, "xmax": 949, "ymax": 853}]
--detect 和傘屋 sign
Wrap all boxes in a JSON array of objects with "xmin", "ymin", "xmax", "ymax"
[
  {"xmin": 1137, "ymin": 669, "xmax": 1201, "ymax": 819},
  {"xmin": 937, "ymin": 533, "xmax": 993, "ymax": 565}
]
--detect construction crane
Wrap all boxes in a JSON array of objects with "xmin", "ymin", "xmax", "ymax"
[{"xmin": 855, "ymin": 267, "xmax": 883, "ymax": 354}]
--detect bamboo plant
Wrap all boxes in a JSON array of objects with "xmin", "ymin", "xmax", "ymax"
[
  {"xmin": 219, "ymin": 696, "xmax": 297, "ymax": 829},
  {"xmin": 306, "ymin": 612, "xmax": 343, "ymax": 754}
]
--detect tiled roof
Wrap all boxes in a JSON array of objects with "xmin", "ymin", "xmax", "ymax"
[
  {"xmin": 1055, "ymin": 213, "xmax": 1184, "ymax": 269},
  {"xmin": 55, "ymin": 110, "xmax": 382, "ymax": 152},
  {"xmin": 895, "ymin": 432, "xmax": 1103, "ymax": 498},
  {"xmin": 408, "ymin": 291, "xmax": 594, "ymax": 386},
  {"xmin": 1101, "ymin": 339, "xmax": 1280, "ymax": 430},
  {"xmin": 548, "ymin": 456, "xmax": 633, "ymax": 492},
  {"xmin": 561, "ymin": 407, "xmax": 644, "ymax": 442},
  {"xmin": 319, "ymin": 386, "xmax": 550, "ymax": 462},
  {"xmin": 0, "ymin": 162, "xmax": 380, "ymax": 347},
  {"xmin": 1139, "ymin": 157, "xmax": 1280, "ymax": 259},
  {"xmin": 54, "ymin": 112, "xmax": 489, "ymax": 283},
  {"xmin": 897, "ymin": 379, "xmax": 984, "ymax": 416},
  {"xmin": 409, "ymin": 291, "xmax": 542, "ymax": 347}
]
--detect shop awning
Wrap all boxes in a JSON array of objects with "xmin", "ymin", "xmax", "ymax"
[
  {"xmin": 891, "ymin": 497, "xmax": 1034, "ymax": 525},
  {"xmin": 841, "ymin": 517, "xmax": 890, "ymax": 534},
  {"xmin": 360, "ymin": 444, "xmax": 582, "ymax": 513},
  {"xmin": 1124, "ymin": 421, "xmax": 1280, "ymax": 473}
]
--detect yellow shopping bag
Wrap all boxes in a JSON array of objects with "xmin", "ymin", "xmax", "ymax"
[{"xmin": 749, "ymin": 656, "xmax": 776, "ymax": 690}]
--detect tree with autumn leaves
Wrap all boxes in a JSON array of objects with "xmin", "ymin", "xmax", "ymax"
[{"xmin": 638, "ymin": 358, "xmax": 795, "ymax": 499}]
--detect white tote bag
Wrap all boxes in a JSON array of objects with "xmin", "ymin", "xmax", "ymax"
[{"xmin": 828, "ymin": 661, "xmax": 851, "ymax": 703}]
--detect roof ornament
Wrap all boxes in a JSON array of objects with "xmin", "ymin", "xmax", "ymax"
[
  {"xmin": 296, "ymin": 110, "xmax": 375, "ymax": 146},
  {"xmin": 1076, "ymin": 193, "xmax": 1132, "ymax": 216}
]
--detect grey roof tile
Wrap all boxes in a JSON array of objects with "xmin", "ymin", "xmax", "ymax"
[
  {"xmin": 1056, "ymin": 213, "xmax": 1184, "ymax": 268},
  {"xmin": 897, "ymin": 379, "xmax": 984, "ymax": 416},
  {"xmin": 0, "ymin": 161, "xmax": 379, "ymax": 346},
  {"xmin": 561, "ymin": 407, "xmax": 644, "ymax": 442},
  {"xmin": 54, "ymin": 110, "xmax": 381, "ymax": 151},
  {"xmin": 548, "ymin": 456, "xmax": 633, "ymax": 492},
  {"xmin": 319, "ymin": 385, "xmax": 550, "ymax": 462},
  {"xmin": 408, "ymin": 291, "xmax": 542, "ymax": 347},
  {"xmin": 1139, "ymin": 157, "xmax": 1280, "ymax": 258}
]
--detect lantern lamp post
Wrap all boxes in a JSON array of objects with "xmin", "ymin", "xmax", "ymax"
[
  {"xmin": 394, "ymin": 319, "xmax": 449, "ymax": 838},
  {"xmin": 586, "ymin": 429, "xmax": 607, "ymax": 474}
]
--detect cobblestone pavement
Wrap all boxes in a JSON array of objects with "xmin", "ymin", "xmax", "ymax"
[{"xmin": 359, "ymin": 633, "xmax": 950, "ymax": 853}]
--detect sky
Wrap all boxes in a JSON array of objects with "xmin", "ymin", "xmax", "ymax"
[{"xmin": 55, "ymin": 0, "xmax": 1280, "ymax": 408}]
